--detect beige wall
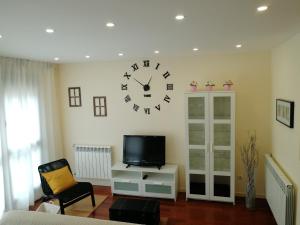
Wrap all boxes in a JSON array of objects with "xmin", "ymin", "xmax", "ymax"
[
  {"xmin": 271, "ymin": 33, "xmax": 300, "ymax": 225},
  {"xmin": 56, "ymin": 52, "xmax": 271, "ymax": 195}
]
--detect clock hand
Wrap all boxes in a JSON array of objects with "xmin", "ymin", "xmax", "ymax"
[
  {"xmin": 133, "ymin": 78, "xmax": 145, "ymax": 87},
  {"xmin": 147, "ymin": 76, "xmax": 152, "ymax": 85},
  {"xmin": 134, "ymin": 77, "xmax": 150, "ymax": 92}
]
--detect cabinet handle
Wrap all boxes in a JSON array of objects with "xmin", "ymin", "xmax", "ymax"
[
  {"xmin": 122, "ymin": 179, "xmax": 130, "ymax": 183},
  {"xmin": 153, "ymin": 182, "xmax": 163, "ymax": 185}
]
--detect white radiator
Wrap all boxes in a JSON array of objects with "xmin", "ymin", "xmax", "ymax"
[
  {"xmin": 265, "ymin": 154, "xmax": 294, "ymax": 225},
  {"xmin": 74, "ymin": 144, "xmax": 112, "ymax": 180}
]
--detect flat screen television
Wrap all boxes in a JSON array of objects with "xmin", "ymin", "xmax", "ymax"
[{"xmin": 123, "ymin": 135, "xmax": 165, "ymax": 169}]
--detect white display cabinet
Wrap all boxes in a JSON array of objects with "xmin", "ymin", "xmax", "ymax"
[
  {"xmin": 185, "ymin": 91, "xmax": 235, "ymax": 203},
  {"xmin": 111, "ymin": 163, "xmax": 178, "ymax": 201}
]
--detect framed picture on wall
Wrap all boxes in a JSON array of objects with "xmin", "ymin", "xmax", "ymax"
[
  {"xmin": 93, "ymin": 96, "xmax": 107, "ymax": 117},
  {"xmin": 276, "ymin": 99, "xmax": 294, "ymax": 128},
  {"xmin": 68, "ymin": 87, "xmax": 82, "ymax": 107}
]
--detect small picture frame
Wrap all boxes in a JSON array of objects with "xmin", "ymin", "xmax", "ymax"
[
  {"xmin": 93, "ymin": 96, "xmax": 107, "ymax": 117},
  {"xmin": 68, "ymin": 87, "xmax": 82, "ymax": 107},
  {"xmin": 276, "ymin": 99, "xmax": 294, "ymax": 128}
]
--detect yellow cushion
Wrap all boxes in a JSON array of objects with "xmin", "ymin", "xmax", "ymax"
[{"xmin": 42, "ymin": 166, "xmax": 77, "ymax": 194}]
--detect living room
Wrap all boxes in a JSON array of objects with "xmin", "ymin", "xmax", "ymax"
[{"xmin": 0, "ymin": 0, "xmax": 299, "ymax": 225}]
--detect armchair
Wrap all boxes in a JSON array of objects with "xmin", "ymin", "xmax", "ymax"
[{"xmin": 38, "ymin": 158, "xmax": 95, "ymax": 214}]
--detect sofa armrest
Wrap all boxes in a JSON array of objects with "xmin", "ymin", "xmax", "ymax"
[{"xmin": 0, "ymin": 211, "xmax": 139, "ymax": 225}]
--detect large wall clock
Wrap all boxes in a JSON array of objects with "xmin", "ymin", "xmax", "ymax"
[{"xmin": 121, "ymin": 60, "xmax": 174, "ymax": 114}]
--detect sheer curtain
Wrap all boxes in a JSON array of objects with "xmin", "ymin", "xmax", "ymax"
[
  {"xmin": 0, "ymin": 136, "xmax": 5, "ymax": 216},
  {"xmin": 0, "ymin": 57, "xmax": 60, "ymax": 216}
]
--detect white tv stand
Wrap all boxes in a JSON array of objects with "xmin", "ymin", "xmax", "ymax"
[{"xmin": 111, "ymin": 163, "xmax": 178, "ymax": 201}]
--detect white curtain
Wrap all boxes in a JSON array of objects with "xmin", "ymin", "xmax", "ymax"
[
  {"xmin": 0, "ymin": 57, "xmax": 60, "ymax": 216},
  {"xmin": 0, "ymin": 137, "xmax": 5, "ymax": 215}
]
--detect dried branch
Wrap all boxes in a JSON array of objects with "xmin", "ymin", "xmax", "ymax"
[{"xmin": 241, "ymin": 132, "xmax": 259, "ymax": 183}]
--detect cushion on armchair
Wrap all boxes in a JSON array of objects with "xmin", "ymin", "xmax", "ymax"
[{"xmin": 41, "ymin": 166, "xmax": 77, "ymax": 194}]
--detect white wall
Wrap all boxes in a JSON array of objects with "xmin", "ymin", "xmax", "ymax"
[
  {"xmin": 271, "ymin": 32, "xmax": 300, "ymax": 225},
  {"xmin": 56, "ymin": 51, "xmax": 271, "ymax": 195}
]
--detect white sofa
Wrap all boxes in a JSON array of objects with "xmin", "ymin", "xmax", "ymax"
[{"xmin": 0, "ymin": 211, "xmax": 138, "ymax": 225}]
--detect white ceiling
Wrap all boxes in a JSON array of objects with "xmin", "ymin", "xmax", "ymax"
[{"xmin": 0, "ymin": 0, "xmax": 300, "ymax": 63}]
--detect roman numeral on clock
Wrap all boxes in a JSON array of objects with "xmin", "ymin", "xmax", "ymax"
[
  {"xmin": 155, "ymin": 104, "xmax": 161, "ymax": 111},
  {"xmin": 121, "ymin": 84, "xmax": 128, "ymax": 90},
  {"xmin": 133, "ymin": 104, "xmax": 140, "ymax": 111},
  {"xmin": 155, "ymin": 63, "xmax": 160, "ymax": 70},
  {"xmin": 124, "ymin": 95, "xmax": 131, "ymax": 103},
  {"xmin": 144, "ymin": 108, "xmax": 150, "ymax": 114},
  {"xmin": 163, "ymin": 71, "xmax": 170, "ymax": 79},
  {"xmin": 143, "ymin": 60, "xmax": 150, "ymax": 67},
  {"xmin": 131, "ymin": 63, "xmax": 139, "ymax": 71},
  {"xmin": 164, "ymin": 95, "xmax": 171, "ymax": 103},
  {"xmin": 124, "ymin": 72, "xmax": 131, "ymax": 80},
  {"xmin": 144, "ymin": 94, "xmax": 151, "ymax": 97},
  {"xmin": 167, "ymin": 84, "xmax": 173, "ymax": 90}
]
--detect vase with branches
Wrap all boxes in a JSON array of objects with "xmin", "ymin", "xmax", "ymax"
[{"xmin": 241, "ymin": 132, "xmax": 259, "ymax": 209}]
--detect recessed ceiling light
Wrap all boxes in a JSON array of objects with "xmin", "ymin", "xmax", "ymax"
[
  {"xmin": 257, "ymin": 5, "xmax": 268, "ymax": 12},
  {"xmin": 54, "ymin": 57, "xmax": 59, "ymax": 61},
  {"xmin": 175, "ymin": 14, "xmax": 185, "ymax": 20},
  {"xmin": 193, "ymin": 48, "xmax": 199, "ymax": 51},
  {"xmin": 154, "ymin": 50, "xmax": 159, "ymax": 54},
  {"xmin": 106, "ymin": 22, "xmax": 115, "ymax": 28},
  {"xmin": 45, "ymin": 28, "xmax": 54, "ymax": 33},
  {"xmin": 236, "ymin": 44, "xmax": 242, "ymax": 48},
  {"xmin": 85, "ymin": 55, "xmax": 90, "ymax": 59},
  {"xmin": 0, "ymin": 34, "xmax": 2, "ymax": 39},
  {"xmin": 118, "ymin": 53, "xmax": 124, "ymax": 56}
]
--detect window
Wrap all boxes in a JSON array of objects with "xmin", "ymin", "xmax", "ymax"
[
  {"xmin": 4, "ymin": 94, "xmax": 42, "ymax": 202},
  {"xmin": 0, "ymin": 57, "xmax": 54, "ymax": 210}
]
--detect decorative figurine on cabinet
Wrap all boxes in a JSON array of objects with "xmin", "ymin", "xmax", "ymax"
[
  {"xmin": 205, "ymin": 81, "xmax": 215, "ymax": 91},
  {"xmin": 223, "ymin": 80, "xmax": 233, "ymax": 91},
  {"xmin": 190, "ymin": 80, "xmax": 198, "ymax": 92}
]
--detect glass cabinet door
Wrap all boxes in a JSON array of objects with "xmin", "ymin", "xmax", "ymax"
[
  {"xmin": 210, "ymin": 94, "xmax": 234, "ymax": 200},
  {"xmin": 188, "ymin": 96, "xmax": 205, "ymax": 120},
  {"xmin": 189, "ymin": 149, "xmax": 205, "ymax": 170},
  {"xmin": 213, "ymin": 96, "xmax": 231, "ymax": 120},
  {"xmin": 186, "ymin": 94, "xmax": 209, "ymax": 198}
]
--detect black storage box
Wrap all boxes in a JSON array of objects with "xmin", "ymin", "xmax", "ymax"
[{"xmin": 109, "ymin": 198, "xmax": 160, "ymax": 225}]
